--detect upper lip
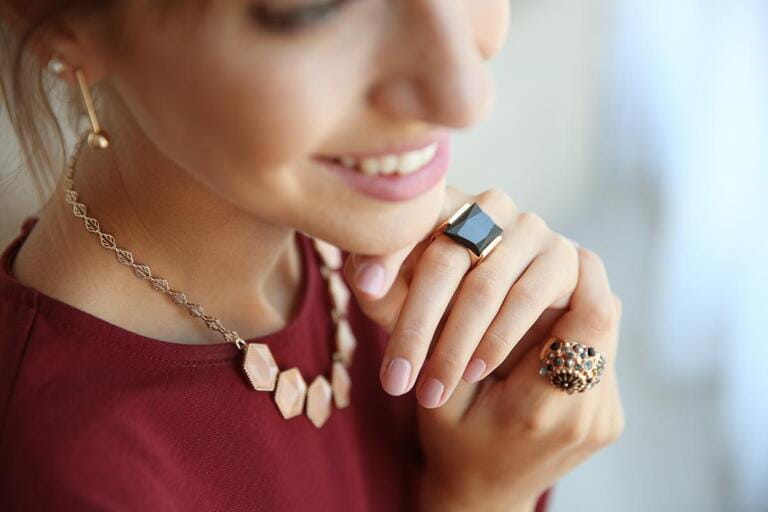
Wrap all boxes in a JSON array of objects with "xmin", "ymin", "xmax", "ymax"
[{"xmin": 314, "ymin": 130, "xmax": 450, "ymax": 160}]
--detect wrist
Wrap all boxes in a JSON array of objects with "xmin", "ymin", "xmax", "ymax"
[{"xmin": 418, "ymin": 470, "xmax": 538, "ymax": 512}]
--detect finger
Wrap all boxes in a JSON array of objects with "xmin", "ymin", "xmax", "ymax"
[
  {"xmin": 341, "ymin": 186, "xmax": 488, "ymax": 331},
  {"xmin": 549, "ymin": 248, "xmax": 620, "ymax": 365},
  {"xmin": 342, "ymin": 242, "xmax": 422, "ymax": 333},
  {"xmin": 500, "ymin": 247, "xmax": 620, "ymax": 415},
  {"xmin": 465, "ymin": 236, "xmax": 579, "ymax": 383},
  {"xmin": 378, "ymin": 235, "xmax": 471, "ymax": 396},
  {"xmin": 380, "ymin": 190, "xmax": 517, "ymax": 402},
  {"xmin": 411, "ymin": 220, "xmax": 547, "ymax": 409}
]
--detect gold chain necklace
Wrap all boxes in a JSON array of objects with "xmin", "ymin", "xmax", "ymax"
[{"xmin": 61, "ymin": 131, "xmax": 357, "ymax": 429}]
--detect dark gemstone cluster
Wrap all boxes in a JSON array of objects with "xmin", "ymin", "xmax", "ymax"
[{"xmin": 538, "ymin": 337, "xmax": 606, "ymax": 394}]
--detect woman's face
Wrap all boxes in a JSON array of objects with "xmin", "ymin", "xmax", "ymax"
[{"xmin": 91, "ymin": 0, "xmax": 509, "ymax": 254}]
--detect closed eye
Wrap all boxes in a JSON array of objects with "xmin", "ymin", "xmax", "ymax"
[{"xmin": 248, "ymin": 0, "xmax": 352, "ymax": 33}]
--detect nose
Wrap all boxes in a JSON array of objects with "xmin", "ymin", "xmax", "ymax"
[{"xmin": 368, "ymin": 0, "xmax": 496, "ymax": 129}]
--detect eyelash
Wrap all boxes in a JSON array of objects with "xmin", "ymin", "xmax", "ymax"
[{"xmin": 249, "ymin": 0, "xmax": 349, "ymax": 33}]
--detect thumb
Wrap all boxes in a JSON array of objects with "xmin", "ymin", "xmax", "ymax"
[{"xmin": 342, "ymin": 241, "xmax": 421, "ymax": 333}]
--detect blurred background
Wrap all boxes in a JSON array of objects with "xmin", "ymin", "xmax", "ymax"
[{"xmin": 1, "ymin": 1, "xmax": 766, "ymax": 511}]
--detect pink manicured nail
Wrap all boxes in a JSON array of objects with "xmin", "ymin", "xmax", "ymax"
[
  {"xmin": 354, "ymin": 262, "xmax": 385, "ymax": 297},
  {"xmin": 418, "ymin": 378, "xmax": 444, "ymax": 408},
  {"xmin": 382, "ymin": 357, "xmax": 411, "ymax": 395},
  {"xmin": 463, "ymin": 358, "xmax": 487, "ymax": 383}
]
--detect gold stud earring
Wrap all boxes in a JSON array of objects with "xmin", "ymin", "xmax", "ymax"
[{"xmin": 74, "ymin": 68, "xmax": 110, "ymax": 149}]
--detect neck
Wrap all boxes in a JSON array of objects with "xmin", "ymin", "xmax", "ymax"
[{"xmin": 45, "ymin": 113, "xmax": 304, "ymax": 345}]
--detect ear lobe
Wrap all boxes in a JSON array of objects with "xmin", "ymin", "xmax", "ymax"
[{"xmin": 2, "ymin": 7, "xmax": 108, "ymax": 86}]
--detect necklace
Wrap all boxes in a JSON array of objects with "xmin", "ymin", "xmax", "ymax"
[{"xmin": 61, "ymin": 131, "xmax": 357, "ymax": 429}]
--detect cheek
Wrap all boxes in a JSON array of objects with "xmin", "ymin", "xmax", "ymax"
[{"xmin": 114, "ymin": 48, "xmax": 342, "ymax": 202}]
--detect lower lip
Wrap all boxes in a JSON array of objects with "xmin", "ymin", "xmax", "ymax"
[{"xmin": 314, "ymin": 134, "xmax": 452, "ymax": 202}]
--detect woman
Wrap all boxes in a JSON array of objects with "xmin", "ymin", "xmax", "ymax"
[{"xmin": 0, "ymin": 1, "xmax": 625, "ymax": 510}]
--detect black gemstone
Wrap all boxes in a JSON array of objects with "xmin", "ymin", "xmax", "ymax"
[
  {"xmin": 587, "ymin": 347, "xmax": 596, "ymax": 357},
  {"xmin": 546, "ymin": 364, "xmax": 553, "ymax": 372},
  {"xmin": 444, "ymin": 203, "xmax": 504, "ymax": 256},
  {"xmin": 550, "ymin": 341, "xmax": 561, "ymax": 351}
]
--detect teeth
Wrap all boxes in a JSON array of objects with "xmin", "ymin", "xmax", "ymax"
[
  {"xmin": 380, "ymin": 155, "xmax": 399, "ymax": 174},
  {"xmin": 359, "ymin": 158, "xmax": 380, "ymax": 176},
  {"xmin": 399, "ymin": 151, "xmax": 422, "ymax": 174},
  {"xmin": 334, "ymin": 142, "xmax": 438, "ymax": 176}
]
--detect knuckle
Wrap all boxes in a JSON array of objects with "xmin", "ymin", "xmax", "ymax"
[
  {"xmin": 520, "ymin": 409, "xmax": 550, "ymax": 436},
  {"xmin": 578, "ymin": 247, "xmax": 606, "ymax": 271},
  {"xmin": 480, "ymin": 329, "xmax": 513, "ymax": 365},
  {"xmin": 518, "ymin": 211, "xmax": 548, "ymax": 234},
  {"xmin": 589, "ymin": 415, "xmax": 625, "ymax": 448},
  {"xmin": 510, "ymin": 280, "xmax": 541, "ymax": 311},
  {"xmin": 554, "ymin": 233, "xmax": 579, "ymax": 260},
  {"xmin": 480, "ymin": 186, "xmax": 512, "ymax": 207},
  {"xmin": 612, "ymin": 293, "xmax": 623, "ymax": 318},
  {"xmin": 430, "ymin": 346, "xmax": 466, "ymax": 377},
  {"xmin": 585, "ymin": 301, "xmax": 617, "ymax": 334},
  {"xmin": 612, "ymin": 411, "xmax": 627, "ymax": 441},
  {"xmin": 424, "ymin": 242, "xmax": 467, "ymax": 274},
  {"xmin": 560, "ymin": 417, "xmax": 591, "ymax": 446},
  {"xmin": 396, "ymin": 323, "xmax": 430, "ymax": 348},
  {"xmin": 465, "ymin": 270, "xmax": 501, "ymax": 300}
]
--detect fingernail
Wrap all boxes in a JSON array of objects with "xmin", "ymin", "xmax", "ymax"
[
  {"xmin": 382, "ymin": 357, "xmax": 411, "ymax": 395},
  {"xmin": 354, "ymin": 261, "xmax": 385, "ymax": 297},
  {"xmin": 463, "ymin": 358, "xmax": 486, "ymax": 383},
  {"xmin": 418, "ymin": 377, "xmax": 444, "ymax": 408}
]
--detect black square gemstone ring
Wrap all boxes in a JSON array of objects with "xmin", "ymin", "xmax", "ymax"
[{"xmin": 428, "ymin": 202, "xmax": 504, "ymax": 269}]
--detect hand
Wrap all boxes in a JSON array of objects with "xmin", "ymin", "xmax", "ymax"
[
  {"xmin": 343, "ymin": 185, "xmax": 580, "ymax": 408},
  {"xmin": 417, "ymin": 248, "xmax": 625, "ymax": 511}
]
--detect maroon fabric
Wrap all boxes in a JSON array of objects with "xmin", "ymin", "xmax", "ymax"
[{"xmin": 0, "ymin": 216, "xmax": 552, "ymax": 511}]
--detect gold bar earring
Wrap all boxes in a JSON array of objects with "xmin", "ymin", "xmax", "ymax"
[{"xmin": 75, "ymin": 68, "xmax": 110, "ymax": 149}]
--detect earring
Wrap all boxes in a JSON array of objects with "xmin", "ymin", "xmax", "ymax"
[
  {"xmin": 47, "ymin": 57, "xmax": 68, "ymax": 75},
  {"xmin": 74, "ymin": 68, "xmax": 110, "ymax": 149}
]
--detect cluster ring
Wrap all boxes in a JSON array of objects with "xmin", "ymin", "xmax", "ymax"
[{"xmin": 538, "ymin": 336, "xmax": 606, "ymax": 394}]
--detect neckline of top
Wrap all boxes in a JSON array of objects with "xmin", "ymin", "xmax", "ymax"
[{"xmin": 0, "ymin": 216, "xmax": 320, "ymax": 363}]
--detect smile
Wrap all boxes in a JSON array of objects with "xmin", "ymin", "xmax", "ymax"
[
  {"xmin": 313, "ymin": 133, "xmax": 452, "ymax": 202},
  {"xmin": 332, "ymin": 142, "xmax": 438, "ymax": 176}
]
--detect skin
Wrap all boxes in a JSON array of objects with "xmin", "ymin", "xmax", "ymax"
[{"xmin": 6, "ymin": 0, "xmax": 625, "ymax": 508}]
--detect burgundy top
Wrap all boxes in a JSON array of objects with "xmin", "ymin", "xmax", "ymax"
[{"xmin": 0, "ymin": 216, "xmax": 552, "ymax": 511}]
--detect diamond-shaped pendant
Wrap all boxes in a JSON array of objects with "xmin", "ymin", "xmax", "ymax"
[
  {"xmin": 242, "ymin": 342, "xmax": 279, "ymax": 391},
  {"xmin": 335, "ymin": 318, "xmax": 357, "ymax": 366},
  {"xmin": 331, "ymin": 361, "xmax": 351, "ymax": 409},
  {"xmin": 274, "ymin": 368, "xmax": 307, "ymax": 419},
  {"xmin": 312, "ymin": 238, "xmax": 343, "ymax": 269},
  {"xmin": 306, "ymin": 375, "xmax": 333, "ymax": 428},
  {"xmin": 328, "ymin": 271, "xmax": 351, "ymax": 313}
]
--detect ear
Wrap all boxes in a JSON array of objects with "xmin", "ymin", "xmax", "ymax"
[{"xmin": 1, "ymin": 4, "xmax": 109, "ymax": 87}]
